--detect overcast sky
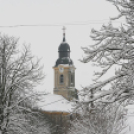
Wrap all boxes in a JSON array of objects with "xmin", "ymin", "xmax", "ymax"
[{"xmin": 0, "ymin": 0, "xmax": 122, "ymax": 93}]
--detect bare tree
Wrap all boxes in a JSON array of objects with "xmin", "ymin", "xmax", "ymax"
[
  {"xmin": 8, "ymin": 98, "xmax": 50, "ymax": 134},
  {"xmin": 79, "ymin": 0, "xmax": 134, "ymax": 104},
  {"xmin": 69, "ymin": 102, "xmax": 127, "ymax": 134},
  {"xmin": 0, "ymin": 34, "xmax": 49, "ymax": 134},
  {"xmin": 72, "ymin": 1, "xmax": 134, "ymax": 133}
]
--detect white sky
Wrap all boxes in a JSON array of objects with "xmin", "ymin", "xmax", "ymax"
[{"xmin": 0, "ymin": 0, "xmax": 121, "ymax": 92}]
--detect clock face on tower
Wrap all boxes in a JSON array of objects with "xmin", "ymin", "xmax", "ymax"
[{"xmin": 59, "ymin": 67, "xmax": 64, "ymax": 73}]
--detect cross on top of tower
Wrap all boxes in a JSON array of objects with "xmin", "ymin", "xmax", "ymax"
[
  {"xmin": 62, "ymin": 26, "xmax": 66, "ymax": 34},
  {"xmin": 62, "ymin": 26, "xmax": 66, "ymax": 42}
]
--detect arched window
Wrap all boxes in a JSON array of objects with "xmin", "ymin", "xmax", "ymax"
[
  {"xmin": 71, "ymin": 74, "xmax": 74, "ymax": 84},
  {"xmin": 60, "ymin": 75, "xmax": 64, "ymax": 83}
]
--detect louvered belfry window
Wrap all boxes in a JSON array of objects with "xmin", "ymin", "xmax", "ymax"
[{"xmin": 60, "ymin": 75, "xmax": 64, "ymax": 83}]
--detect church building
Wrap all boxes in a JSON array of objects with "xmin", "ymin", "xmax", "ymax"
[
  {"xmin": 53, "ymin": 27, "xmax": 77, "ymax": 100},
  {"xmin": 38, "ymin": 27, "xmax": 77, "ymax": 116}
]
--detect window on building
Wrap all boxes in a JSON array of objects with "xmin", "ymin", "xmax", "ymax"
[
  {"xmin": 71, "ymin": 74, "xmax": 73, "ymax": 84},
  {"xmin": 60, "ymin": 75, "xmax": 64, "ymax": 83}
]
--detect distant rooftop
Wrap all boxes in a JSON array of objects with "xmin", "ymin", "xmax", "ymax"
[{"xmin": 37, "ymin": 94, "xmax": 75, "ymax": 113}]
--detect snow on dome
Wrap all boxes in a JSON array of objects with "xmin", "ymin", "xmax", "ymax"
[{"xmin": 37, "ymin": 94, "xmax": 75, "ymax": 113}]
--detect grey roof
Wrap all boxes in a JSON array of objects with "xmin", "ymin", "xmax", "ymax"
[
  {"xmin": 54, "ymin": 35, "xmax": 73, "ymax": 67},
  {"xmin": 58, "ymin": 42, "xmax": 70, "ymax": 52},
  {"xmin": 55, "ymin": 57, "xmax": 73, "ymax": 67}
]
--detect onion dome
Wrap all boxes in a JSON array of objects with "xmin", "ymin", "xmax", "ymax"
[
  {"xmin": 58, "ymin": 42, "xmax": 70, "ymax": 52},
  {"xmin": 55, "ymin": 57, "xmax": 73, "ymax": 67},
  {"xmin": 54, "ymin": 27, "xmax": 73, "ymax": 67},
  {"xmin": 58, "ymin": 35, "xmax": 70, "ymax": 52}
]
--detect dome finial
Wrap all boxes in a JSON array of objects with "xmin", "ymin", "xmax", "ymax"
[{"xmin": 62, "ymin": 26, "xmax": 66, "ymax": 42}]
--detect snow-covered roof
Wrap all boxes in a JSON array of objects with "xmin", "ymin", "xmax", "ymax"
[{"xmin": 37, "ymin": 94, "xmax": 75, "ymax": 113}]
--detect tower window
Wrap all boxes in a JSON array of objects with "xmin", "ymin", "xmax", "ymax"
[
  {"xmin": 60, "ymin": 75, "xmax": 64, "ymax": 83},
  {"xmin": 71, "ymin": 74, "xmax": 74, "ymax": 84}
]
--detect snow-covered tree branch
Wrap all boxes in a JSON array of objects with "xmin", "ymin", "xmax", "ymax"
[
  {"xmin": 80, "ymin": 0, "xmax": 134, "ymax": 103},
  {"xmin": 69, "ymin": 102, "xmax": 128, "ymax": 134},
  {"xmin": 0, "ymin": 34, "xmax": 49, "ymax": 134}
]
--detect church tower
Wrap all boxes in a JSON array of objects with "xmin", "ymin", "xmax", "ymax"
[{"xmin": 53, "ymin": 27, "xmax": 77, "ymax": 100}]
